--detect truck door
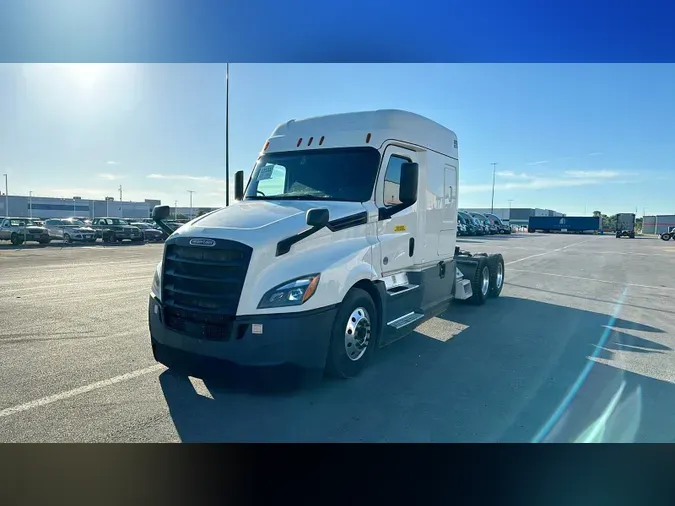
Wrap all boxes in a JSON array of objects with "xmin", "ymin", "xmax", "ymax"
[
  {"xmin": 437, "ymin": 164, "xmax": 457, "ymax": 256},
  {"xmin": 376, "ymin": 145, "xmax": 419, "ymax": 275}
]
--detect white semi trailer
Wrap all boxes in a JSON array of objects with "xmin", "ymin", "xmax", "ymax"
[{"xmin": 149, "ymin": 109, "xmax": 505, "ymax": 379}]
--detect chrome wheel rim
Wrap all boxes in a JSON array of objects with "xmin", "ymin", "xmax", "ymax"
[
  {"xmin": 481, "ymin": 266, "xmax": 490, "ymax": 296},
  {"xmin": 345, "ymin": 307, "xmax": 371, "ymax": 362},
  {"xmin": 495, "ymin": 262, "xmax": 503, "ymax": 290}
]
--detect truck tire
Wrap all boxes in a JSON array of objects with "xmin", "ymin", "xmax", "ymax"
[
  {"xmin": 661, "ymin": 233, "xmax": 671, "ymax": 241},
  {"xmin": 325, "ymin": 288, "xmax": 377, "ymax": 379},
  {"xmin": 468, "ymin": 257, "xmax": 490, "ymax": 305},
  {"xmin": 489, "ymin": 254, "xmax": 505, "ymax": 298}
]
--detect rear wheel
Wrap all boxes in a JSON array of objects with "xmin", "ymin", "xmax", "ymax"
[
  {"xmin": 325, "ymin": 288, "xmax": 377, "ymax": 379},
  {"xmin": 661, "ymin": 233, "xmax": 671, "ymax": 241},
  {"xmin": 489, "ymin": 254, "xmax": 505, "ymax": 298},
  {"xmin": 468, "ymin": 257, "xmax": 490, "ymax": 305}
]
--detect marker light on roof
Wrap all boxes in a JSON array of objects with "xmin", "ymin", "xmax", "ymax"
[
  {"xmin": 319, "ymin": 136, "xmax": 325, "ymax": 145},
  {"xmin": 297, "ymin": 138, "xmax": 303, "ymax": 147},
  {"xmin": 263, "ymin": 141, "xmax": 270, "ymax": 151},
  {"xmin": 366, "ymin": 133, "xmax": 372, "ymax": 143},
  {"xmin": 308, "ymin": 136, "xmax": 314, "ymax": 146}
]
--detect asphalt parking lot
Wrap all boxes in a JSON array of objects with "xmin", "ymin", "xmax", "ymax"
[{"xmin": 1, "ymin": 233, "xmax": 674, "ymax": 442}]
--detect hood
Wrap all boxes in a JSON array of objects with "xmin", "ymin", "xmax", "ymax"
[
  {"xmin": 181, "ymin": 199, "xmax": 367, "ymax": 242},
  {"xmin": 27, "ymin": 226, "xmax": 47, "ymax": 232}
]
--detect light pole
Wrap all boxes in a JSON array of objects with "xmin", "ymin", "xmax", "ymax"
[
  {"xmin": 3, "ymin": 173, "xmax": 8, "ymax": 217},
  {"xmin": 490, "ymin": 162, "xmax": 497, "ymax": 214},
  {"xmin": 225, "ymin": 62, "xmax": 230, "ymax": 207},
  {"xmin": 119, "ymin": 185, "xmax": 123, "ymax": 201},
  {"xmin": 174, "ymin": 200, "xmax": 178, "ymax": 220},
  {"xmin": 187, "ymin": 190, "xmax": 195, "ymax": 220},
  {"xmin": 29, "ymin": 191, "xmax": 33, "ymax": 219}
]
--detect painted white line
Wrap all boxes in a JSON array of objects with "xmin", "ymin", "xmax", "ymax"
[
  {"xmin": 505, "ymin": 239, "xmax": 591, "ymax": 266},
  {"xmin": 509, "ymin": 268, "xmax": 675, "ymax": 292},
  {"xmin": 0, "ymin": 364, "xmax": 166, "ymax": 419}
]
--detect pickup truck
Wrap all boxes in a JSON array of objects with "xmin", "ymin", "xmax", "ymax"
[
  {"xmin": 90, "ymin": 217, "xmax": 144, "ymax": 243},
  {"xmin": 0, "ymin": 217, "xmax": 51, "ymax": 245}
]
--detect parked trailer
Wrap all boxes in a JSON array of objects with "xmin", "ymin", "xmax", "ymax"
[
  {"xmin": 148, "ymin": 109, "xmax": 506, "ymax": 380},
  {"xmin": 615, "ymin": 213, "xmax": 636, "ymax": 238},
  {"xmin": 528, "ymin": 215, "xmax": 601, "ymax": 234}
]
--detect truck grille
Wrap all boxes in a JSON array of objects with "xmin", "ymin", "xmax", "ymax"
[{"xmin": 162, "ymin": 238, "xmax": 252, "ymax": 341}]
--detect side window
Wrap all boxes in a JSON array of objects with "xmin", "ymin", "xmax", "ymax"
[
  {"xmin": 383, "ymin": 155, "xmax": 410, "ymax": 207},
  {"xmin": 256, "ymin": 164, "xmax": 287, "ymax": 196}
]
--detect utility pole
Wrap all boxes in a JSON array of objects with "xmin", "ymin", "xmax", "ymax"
[
  {"xmin": 3, "ymin": 173, "xmax": 8, "ymax": 217},
  {"xmin": 119, "ymin": 185, "xmax": 123, "ymax": 201},
  {"xmin": 225, "ymin": 62, "xmax": 230, "ymax": 207},
  {"xmin": 187, "ymin": 190, "xmax": 195, "ymax": 220},
  {"xmin": 490, "ymin": 162, "xmax": 497, "ymax": 214}
]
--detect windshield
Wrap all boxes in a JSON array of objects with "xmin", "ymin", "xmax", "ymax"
[
  {"xmin": 244, "ymin": 147, "xmax": 381, "ymax": 202},
  {"xmin": 64, "ymin": 219, "xmax": 86, "ymax": 226},
  {"xmin": 10, "ymin": 219, "xmax": 38, "ymax": 226}
]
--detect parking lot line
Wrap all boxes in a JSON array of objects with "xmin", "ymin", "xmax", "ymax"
[
  {"xmin": 509, "ymin": 268, "xmax": 675, "ymax": 292},
  {"xmin": 505, "ymin": 239, "xmax": 591, "ymax": 266},
  {"xmin": 0, "ymin": 364, "xmax": 165, "ymax": 419}
]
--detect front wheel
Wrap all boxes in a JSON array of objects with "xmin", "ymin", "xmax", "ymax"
[
  {"xmin": 325, "ymin": 288, "xmax": 378, "ymax": 379},
  {"xmin": 10, "ymin": 233, "xmax": 23, "ymax": 246},
  {"xmin": 661, "ymin": 233, "xmax": 671, "ymax": 241}
]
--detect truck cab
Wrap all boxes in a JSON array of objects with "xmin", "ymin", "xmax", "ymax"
[{"xmin": 149, "ymin": 110, "xmax": 505, "ymax": 379}]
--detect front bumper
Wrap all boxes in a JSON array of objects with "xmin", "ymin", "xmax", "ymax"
[{"xmin": 148, "ymin": 295, "xmax": 337, "ymax": 369}]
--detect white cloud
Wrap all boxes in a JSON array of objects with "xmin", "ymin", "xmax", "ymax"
[
  {"xmin": 588, "ymin": 152, "xmax": 603, "ymax": 156},
  {"xmin": 461, "ymin": 169, "xmax": 634, "ymax": 194},
  {"xmin": 147, "ymin": 173, "xmax": 225, "ymax": 184},
  {"xmin": 527, "ymin": 160, "xmax": 549, "ymax": 166},
  {"xmin": 497, "ymin": 171, "xmax": 532, "ymax": 179},
  {"xmin": 564, "ymin": 170, "xmax": 626, "ymax": 179},
  {"xmin": 98, "ymin": 173, "xmax": 122, "ymax": 180},
  {"xmin": 106, "ymin": 160, "xmax": 119, "ymax": 165}
]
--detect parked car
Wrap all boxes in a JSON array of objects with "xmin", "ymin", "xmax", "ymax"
[
  {"xmin": 463, "ymin": 212, "xmax": 484, "ymax": 235},
  {"xmin": 0, "ymin": 217, "xmax": 51, "ymax": 245},
  {"xmin": 44, "ymin": 218, "xmax": 97, "ymax": 243},
  {"xmin": 130, "ymin": 222, "xmax": 165, "ymax": 242},
  {"xmin": 457, "ymin": 212, "xmax": 471, "ymax": 236},
  {"xmin": 470, "ymin": 212, "xmax": 496, "ymax": 234},
  {"xmin": 485, "ymin": 213, "xmax": 512, "ymax": 234},
  {"xmin": 90, "ymin": 217, "xmax": 144, "ymax": 243}
]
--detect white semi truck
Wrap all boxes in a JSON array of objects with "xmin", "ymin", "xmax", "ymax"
[{"xmin": 149, "ymin": 109, "xmax": 505, "ymax": 379}]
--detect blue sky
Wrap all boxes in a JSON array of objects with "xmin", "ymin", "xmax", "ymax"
[{"xmin": 0, "ymin": 63, "xmax": 673, "ymax": 216}]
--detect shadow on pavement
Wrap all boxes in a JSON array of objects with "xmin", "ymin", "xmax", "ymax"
[{"xmin": 159, "ymin": 296, "xmax": 672, "ymax": 443}]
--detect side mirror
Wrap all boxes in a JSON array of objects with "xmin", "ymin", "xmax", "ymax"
[
  {"xmin": 306, "ymin": 208, "xmax": 329, "ymax": 228},
  {"xmin": 399, "ymin": 162, "xmax": 419, "ymax": 204},
  {"xmin": 234, "ymin": 170, "xmax": 244, "ymax": 201},
  {"xmin": 152, "ymin": 205, "xmax": 171, "ymax": 221}
]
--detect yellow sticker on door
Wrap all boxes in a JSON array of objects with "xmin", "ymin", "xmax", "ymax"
[{"xmin": 394, "ymin": 225, "xmax": 406, "ymax": 232}]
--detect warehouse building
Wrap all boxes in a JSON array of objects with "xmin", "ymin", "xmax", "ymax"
[
  {"xmin": 0, "ymin": 194, "xmax": 162, "ymax": 220},
  {"xmin": 461, "ymin": 207, "xmax": 564, "ymax": 226},
  {"xmin": 643, "ymin": 215, "xmax": 675, "ymax": 235}
]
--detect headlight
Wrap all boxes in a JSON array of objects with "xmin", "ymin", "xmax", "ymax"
[
  {"xmin": 151, "ymin": 262, "xmax": 162, "ymax": 299},
  {"xmin": 258, "ymin": 274, "xmax": 320, "ymax": 309}
]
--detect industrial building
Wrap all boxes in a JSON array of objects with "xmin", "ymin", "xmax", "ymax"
[
  {"xmin": 0, "ymin": 194, "xmax": 162, "ymax": 220},
  {"xmin": 461, "ymin": 207, "xmax": 564, "ymax": 226},
  {"xmin": 643, "ymin": 215, "xmax": 675, "ymax": 235}
]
